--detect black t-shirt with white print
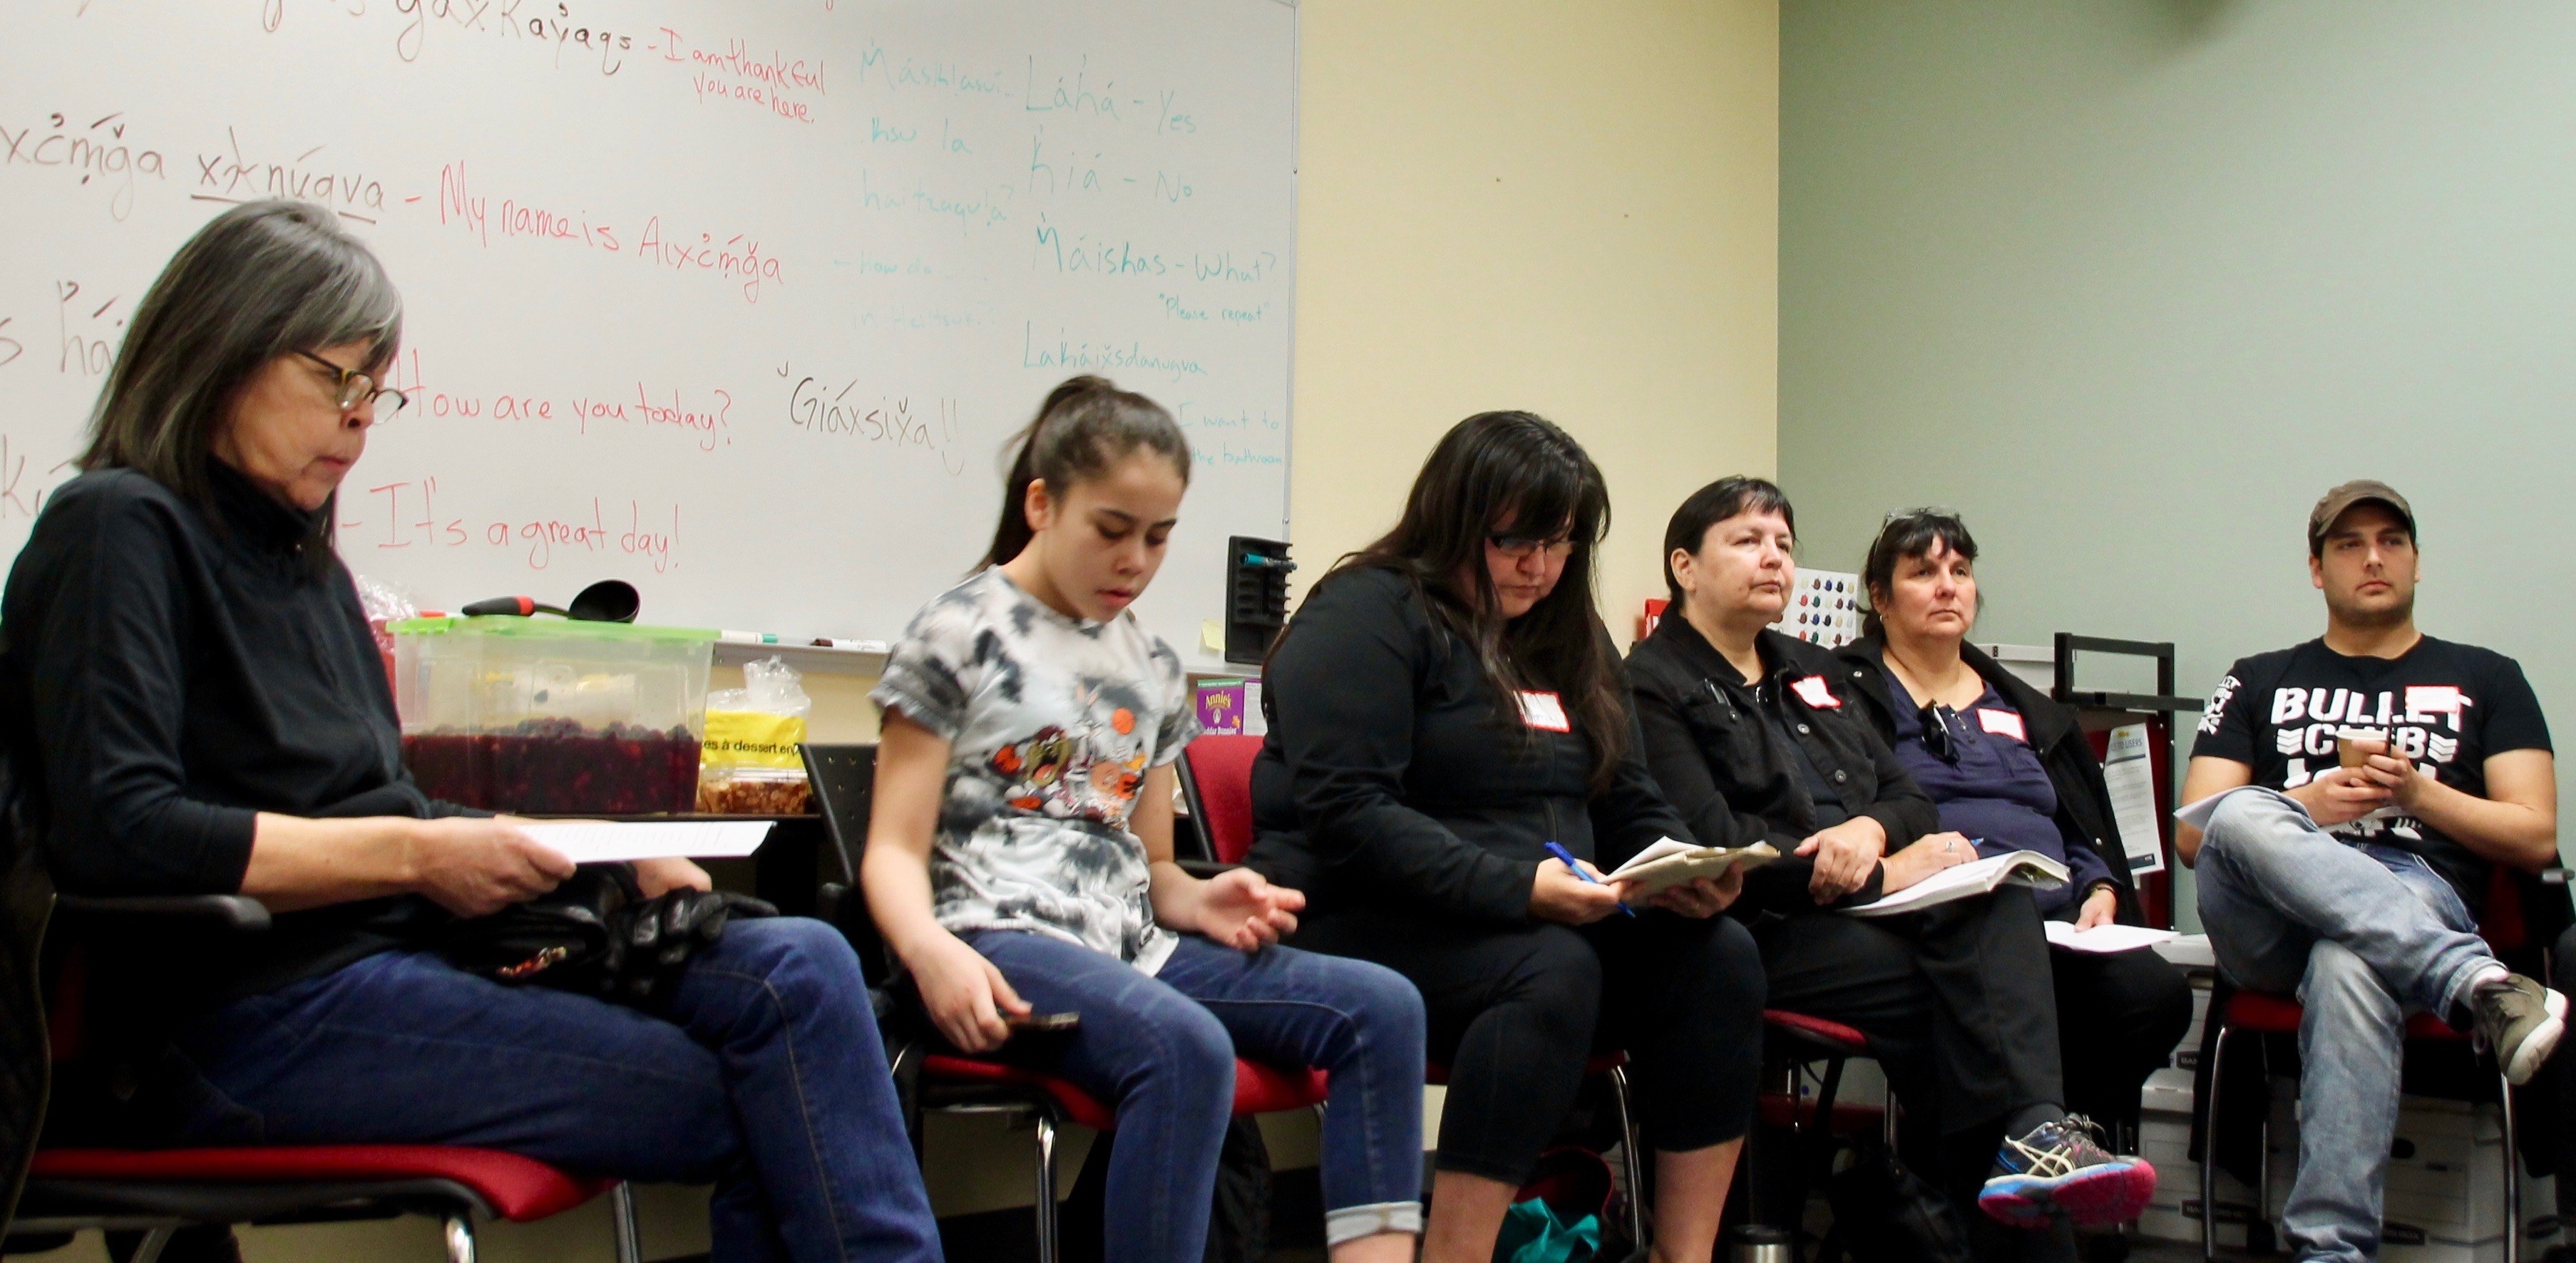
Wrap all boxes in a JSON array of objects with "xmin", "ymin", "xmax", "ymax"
[{"xmin": 2192, "ymin": 635, "xmax": 2552, "ymax": 913}]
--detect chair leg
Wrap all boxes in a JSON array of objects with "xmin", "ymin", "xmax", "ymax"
[
  {"xmin": 2200, "ymin": 1026, "xmax": 2229, "ymax": 1263},
  {"xmin": 610, "ymin": 1181, "xmax": 643, "ymax": 1263},
  {"xmin": 125, "ymin": 1227, "xmax": 176, "ymax": 1263},
  {"xmin": 1032, "ymin": 1105, "xmax": 1062, "ymax": 1263},
  {"xmin": 1804, "ymin": 1056, "xmax": 1849, "ymax": 1217},
  {"xmin": 1609, "ymin": 1062, "xmax": 1648, "ymax": 1249},
  {"xmin": 443, "ymin": 1212, "xmax": 478, "ymax": 1263},
  {"xmin": 2254, "ymin": 1091, "xmax": 2273, "ymax": 1254},
  {"xmin": 2502, "ymin": 1063, "xmax": 2524, "ymax": 1263}
]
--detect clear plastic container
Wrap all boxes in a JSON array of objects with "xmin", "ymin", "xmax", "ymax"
[{"xmin": 391, "ymin": 617, "xmax": 719, "ymax": 815}]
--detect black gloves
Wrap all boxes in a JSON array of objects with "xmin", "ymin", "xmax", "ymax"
[
  {"xmin": 438, "ymin": 865, "xmax": 778, "ymax": 1009},
  {"xmin": 609, "ymin": 888, "xmax": 779, "ymax": 1004}
]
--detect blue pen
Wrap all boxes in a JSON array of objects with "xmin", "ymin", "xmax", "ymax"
[{"xmin": 1544, "ymin": 842, "xmax": 1637, "ymax": 917}]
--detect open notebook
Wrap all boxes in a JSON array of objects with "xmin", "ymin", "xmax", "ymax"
[
  {"xmin": 1602, "ymin": 838, "xmax": 1781, "ymax": 897},
  {"xmin": 1842, "ymin": 849, "xmax": 2068, "ymax": 918}
]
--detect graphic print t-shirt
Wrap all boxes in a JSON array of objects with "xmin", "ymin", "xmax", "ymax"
[
  {"xmin": 2193, "ymin": 636, "xmax": 2551, "ymax": 909},
  {"xmin": 873, "ymin": 569, "xmax": 1201, "ymax": 974}
]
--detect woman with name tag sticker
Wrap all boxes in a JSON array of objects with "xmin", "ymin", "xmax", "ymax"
[
  {"xmin": 1839, "ymin": 508, "xmax": 2189, "ymax": 1210},
  {"xmin": 1626, "ymin": 479, "xmax": 2155, "ymax": 1254},
  {"xmin": 1248, "ymin": 413, "xmax": 1764, "ymax": 1263}
]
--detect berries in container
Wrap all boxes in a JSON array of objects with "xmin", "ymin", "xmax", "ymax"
[{"xmin": 390, "ymin": 615, "xmax": 718, "ymax": 815}]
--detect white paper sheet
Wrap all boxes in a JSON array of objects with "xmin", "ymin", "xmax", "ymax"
[
  {"xmin": 2043, "ymin": 921, "xmax": 2179, "ymax": 954},
  {"xmin": 2172, "ymin": 785, "xmax": 2272, "ymax": 832},
  {"xmin": 519, "ymin": 821, "xmax": 775, "ymax": 864},
  {"xmin": 2101, "ymin": 723, "xmax": 2167, "ymax": 876}
]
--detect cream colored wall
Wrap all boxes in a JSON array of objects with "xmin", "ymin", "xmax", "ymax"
[
  {"xmin": 1290, "ymin": 0, "xmax": 1780, "ymax": 627},
  {"xmin": 182, "ymin": 5, "xmax": 1778, "ymax": 1259}
]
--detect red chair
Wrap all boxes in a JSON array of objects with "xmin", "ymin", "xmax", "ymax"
[
  {"xmin": 1176, "ymin": 733, "xmax": 1266, "ymax": 869},
  {"xmin": 14, "ymin": 895, "xmax": 638, "ymax": 1263},
  {"xmin": 2197, "ymin": 865, "xmax": 2567, "ymax": 1263},
  {"xmin": 1176, "ymin": 733, "xmax": 1651, "ymax": 1247},
  {"xmin": 1752, "ymin": 1009, "xmax": 1894, "ymax": 1248},
  {"xmin": 802, "ymin": 743, "xmax": 1331, "ymax": 1263}
]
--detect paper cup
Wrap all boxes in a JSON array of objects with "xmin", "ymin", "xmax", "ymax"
[{"xmin": 2336, "ymin": 727, "xmax": 2379, "ymax": 768}]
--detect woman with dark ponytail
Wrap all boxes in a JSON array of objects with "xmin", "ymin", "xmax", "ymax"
[
  {"xmin": 1249, "ymin": 412, "xmax": 1765, "ymax": 1263},
  {"xmin": 861, "ymin": 376, "xmax": 1427, "ymax": 1263}
]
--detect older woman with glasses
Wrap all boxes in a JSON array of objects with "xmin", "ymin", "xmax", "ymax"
[
  {"xmin": 1837, "ymin": 508, "xmax": 2191, "ymax": 1160},
  {"xmin": 0, "ymin": 201, "xmax": 940, "ymax": 1262}
]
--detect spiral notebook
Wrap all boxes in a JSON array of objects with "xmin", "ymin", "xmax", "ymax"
[{"xmin": 1842, "ymin": 850, "xmax": 2068, "ymax": 918}]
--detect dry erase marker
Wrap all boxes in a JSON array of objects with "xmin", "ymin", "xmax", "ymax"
[
  {"xmin": 812, "ymin": 638, "xmax": 891, "ymax": 653},
  {"xmin": 1544, "ymin": 842, "xmax": 1636, "ymax": 917},
  {"xmin": 720, "ymin": 630, "xmax": 780, "ymax": 644}
]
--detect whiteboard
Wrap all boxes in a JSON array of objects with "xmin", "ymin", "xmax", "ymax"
[{"xmin": 0, "ymin": 0, "xmax": 1295, "ymax": 669}]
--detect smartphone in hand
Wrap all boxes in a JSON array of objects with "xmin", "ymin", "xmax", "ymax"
[{"xmin": 1006, "ymin": 1011, "xmax": 1082, "ymax": 1033}]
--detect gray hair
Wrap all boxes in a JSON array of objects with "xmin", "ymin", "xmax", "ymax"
[{"xmin": 81, "ymin": 200, "xmax": 402, "ymax": 552}]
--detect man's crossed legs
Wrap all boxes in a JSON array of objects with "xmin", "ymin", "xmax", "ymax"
[{"xmin": 2196, "ymin": 788, "xmax": 2565, "ymax": 1263}]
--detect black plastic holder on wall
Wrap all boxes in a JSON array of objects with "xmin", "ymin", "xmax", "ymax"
[{"xmin": 1224, "ymin": 535, "xmax": 1293, "ymax": 665}]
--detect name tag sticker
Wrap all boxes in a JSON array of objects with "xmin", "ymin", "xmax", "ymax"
[
  {"xmin": 1976, "ymin": 707, "xmax": 2028, "ymax": 742},
  {"xmin": 1517, "ymin": 691, "xmax": 1571, "ymax": 732},
  {"xmin": 1790, "ymin": 675, "xmax": 1841, "ymax": 710},
  {"xmin": 2405, "ymin": 685, "xmax": 2469, "ymax": 725}
]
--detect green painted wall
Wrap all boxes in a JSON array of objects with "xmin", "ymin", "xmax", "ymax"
[{"xmin": 1780, "ymin": 4, "xmax": 2576, "ymax": 926}]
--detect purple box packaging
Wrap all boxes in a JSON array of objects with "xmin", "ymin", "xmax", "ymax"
[{"xmin": 1194, "ymin": 679, "xmax": 1248, "ymax": 735}]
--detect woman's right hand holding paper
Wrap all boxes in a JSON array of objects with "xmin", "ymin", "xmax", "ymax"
[{"xmin": 1529, "ymin": 857, "xmax": 1624, "ymax": 924}]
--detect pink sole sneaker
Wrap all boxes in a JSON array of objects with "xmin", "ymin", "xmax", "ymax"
[{"xmin": 1978, "ymin": 1158, "xmax": 2158, "ymax": 1230}]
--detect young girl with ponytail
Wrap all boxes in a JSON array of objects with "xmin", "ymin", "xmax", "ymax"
[{"xmin": 861, "ymin": 376, "xmax": 1427, "ymax": 1263}]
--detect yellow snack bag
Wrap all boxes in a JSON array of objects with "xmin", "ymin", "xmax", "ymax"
[
  {"xmin": 698, "ymin": 657, "xmax": 813, "ymax": 813},
  {"xmin": 703, "ymin": 709, "xmax": 808, "ymax": 770}
]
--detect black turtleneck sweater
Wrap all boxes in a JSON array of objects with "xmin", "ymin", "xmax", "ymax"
[{"xmin": 1, "ymin": 463, "xmax": 468, "ymax": 1006}]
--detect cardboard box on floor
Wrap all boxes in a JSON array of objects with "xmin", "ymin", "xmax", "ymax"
[{"xmin": 2133, "ymin": 1071, "xmax": 2560, "ymax": 1262}]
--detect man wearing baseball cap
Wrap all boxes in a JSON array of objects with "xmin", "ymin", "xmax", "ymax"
[{"xmin": 2173, "ymin": 480, "xmax": 2561, "ymax": 1263}]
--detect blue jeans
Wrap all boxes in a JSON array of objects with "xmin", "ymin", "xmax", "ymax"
[
  {"xmin": 168, "ymin": 917, "xmax": 942, "ymax": 1263},
  {"xmin": 2194, "ymin": 788, "xmax": 2500, "ymax": 1263},
  {"xmin": 962, "ymin": 930, "xmax": 1426, "ymax": 1262}
]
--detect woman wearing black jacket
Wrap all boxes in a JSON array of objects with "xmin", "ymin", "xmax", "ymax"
[
  {"xmin": 1835, "ymin": 508, "xmax": 2190, "ymax": 1145},
  {"xmin": 1626, "ymin": 478, "xmax": 2155, "ymax": 1245},
  {"xmin": 0, "ymin": 202, "xmax": 941, "ymax": 1262},
  {"xmin": 1248, "ymin": 413, "xmax": 1764, "ymax": 1263}
]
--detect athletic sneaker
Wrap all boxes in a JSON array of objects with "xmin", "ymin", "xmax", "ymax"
[
  {"xmin": 1978, "ymin": 1115, "xmax": 2156, "ymax": 1230},
  {"xmin": 2473, "ymin": 972, "xmax": 2567, "ymax": 1086}
]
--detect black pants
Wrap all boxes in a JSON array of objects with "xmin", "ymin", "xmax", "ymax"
[
  {"xmin": 1755, "ymin": 884, "xmax": 2066, "ymax": 1222},
  {"xmin": 1291, "ymin": 906, "xmax": 1766, "ymax": 1184},
  {"xmin": 2051, "ymin": 943, "xmax": 2192, "ymax": 1133}
]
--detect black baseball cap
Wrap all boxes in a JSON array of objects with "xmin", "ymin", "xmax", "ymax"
[{"xmin": 2308, "ymin": 480, "xmax": 2416, "ymax": 552}]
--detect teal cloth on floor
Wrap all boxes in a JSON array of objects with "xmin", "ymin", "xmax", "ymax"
[{"xmin": 1492, "ymin": 1197, "xmax": 1601, "ymax": 1263}]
